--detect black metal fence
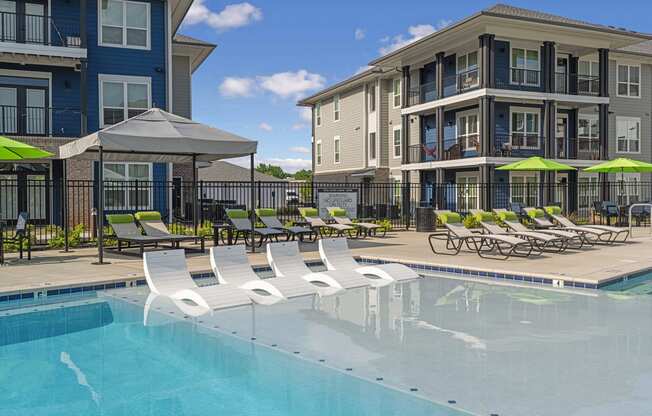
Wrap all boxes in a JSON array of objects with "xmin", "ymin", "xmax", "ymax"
[{"xmin": 1, "ymin": 179, "xmax": 651, "ymax": 248}]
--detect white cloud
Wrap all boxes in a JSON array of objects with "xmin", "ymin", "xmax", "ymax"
[
  {"xmin": 289, "ymin": 146, "xmax": 310, "ymax": 154},
  {"xmin": 185, "ymin": 1, "xmax": 262, "ymax": 32},
  {"xmin": 258, "ymin": 70, "xmax": 325, "ymax": 99},
  {"xmin": 219, "ymin": 77, "xmax": 255, "ymax": 97},
  {"xmin": 259, "ymin": 122, "xmax": 273, "ymax": 132},
  {"xmin": 354, "ymin": 28, "xmax": 365, "ymax": 40},
  {"xmin": 291, "ymin": 123, "xmax": 307, "ymax": 130},
  {"xmin": 299, "ymin": 108, "xmax": 312, "ymax": 122},
  {"xmin": 379, "ymin": 20, "xmax": 451, "ymax": 55}
]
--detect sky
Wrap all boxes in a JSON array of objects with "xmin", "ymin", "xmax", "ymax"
[{"xmin": 180, "ymin": 0, "xmax": 652, "ymax": 172}]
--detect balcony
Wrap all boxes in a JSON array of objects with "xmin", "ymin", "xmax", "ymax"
[
  {"xmin": 554, "ymin": 137, "xmax": 601, "ymax": 160},
  {"xmin": 407, "ymin": 67, "xmax": 480, "ymax": 107},
  {"xmin": 496, "ymin": 68, "xmax": 541, "ymax": 90},
  {"xmin": 442, "ymin": 134, "xmax": 479, "ymax": 160},
  {"xmin": 0, "ymin": 105, "xmax": 81, "ymax": 138},
  {"xmin": 491, "ymin": 134, "xmax": 543, "ymax": 157},
  {"xmin": 407, "ymin": 143, "xmax": 437, "ymax": 164},
  {"xmin": 554, "ymin": 73, "xmax": 600, "ymax": 96},
  {"xmin": 408, "ymin": 81, "xmax": 437, "ymax": 106}
]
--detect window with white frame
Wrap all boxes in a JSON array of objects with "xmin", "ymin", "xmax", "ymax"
[
  {"xmin": 333, "ymin": 95, "xmax": 340, "ymax": 121},
  {"xmin": 511, "ymin": 47, "xmax": 540, "ymax": 85},
  {"xmin": 99, "ymin": 0, "xmax": 150, "ymax": 49},
  {"xmin": 578, "ymin": 173, "xmax": 599, "ymax": 212},
  {"xmin": 616, "ymin": 117, "xmax": 640, "ymax": 153},
  {"xmin": 617, "ymin": 64, "xmax": 640, "ymax": 97},
  {"xmin": 457, "ymin": 112, "xmax": 479, "ymax": 151},
  {"xmin": 578, "ymin": 115, "xmax": 599, "ymax": 157},
  {"xmin": 510, "ymin": 173, "xmax": 538, "ymax": 207},
  {"xmin": 457, "ymin": 51, "xmax": 479, "ymax": 89},
  {"xmin": 103, "ymin": 162, "xmax": 151, "ymax": 210},
  {"xmin": 334, "ymin": 136, "xmax": 341, "ymax": 163},
  {"xmin": 393, "ymin": 127, "xmax": 401, "ymax": 158},
  {"xmin": 99, "ymin": 75, "xmax": 151, "ymax": 127},
  {"xmin": 369, "ymin": 132, "xmax": 376, "ymax": 160},
  {"xmin": 393, "ymin": 78, "xmax": 401, "ymax": 108},
  {"xmin": 315, "ymin": 102, "xmax": 321, "ymax": 126},
  {"xmin": 368, "ymin": 84, "xmax": 376, "ymax": 113},
  {"xmin": 510, "ymin": 109, "xmax": 540, "ymax": 149},
  {"xmin": 620, "ymin": 173, "xmax": 641, "ymax": 205},
  {"xmin": 391, "ymin": 176, "xmax": 402, "ymax": 205},
  {"xmin": 316, "ymin": 140, "xmax": 322, "ymax": 165},
  {"xmin": 456, "ymin": 173, "xmax": 479, "ymax": 211},
  {"xmin": 578, "ymin": 61, "xmax": 599, "ymax": 94}
]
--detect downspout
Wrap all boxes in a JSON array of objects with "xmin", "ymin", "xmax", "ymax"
[{"xmin": 165, "ymin": 0, "xmax": 173, "ymax": 112}]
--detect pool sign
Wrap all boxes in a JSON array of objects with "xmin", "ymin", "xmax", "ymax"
[{"xmin": 317, "ymin": 189, "xmax": 358, "ymax": 218}]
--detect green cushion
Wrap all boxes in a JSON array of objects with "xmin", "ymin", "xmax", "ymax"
[
  {"xmin": 473, "ymin": 211, "xmax": 493, "ymax": 223},
  {"xmin": 106, "ymin": 214, "xmax": 134, "ymax": 224},
  {"xmin": 226, "ymin": 209, "xmax": 249, "ymax": 219},
  {"xmin": 255, "ymin": 208, "xmax": 276, "ymax": 217},
  {"xmin": 438, "ymin": 212, "xmax": 461, "ymax": 224},
  {"xmin": 498, "ymin": 211, "xmax": 519, "ymax": 222},
  {"xmin": 544, "ymin": 206, "xmax": 562, "ymax": 215},
  {"xmin": 327, "ymin": 207, "xmax": 347, "ymax": 217},
  {"xmin": 299, "ymin": 208, "xmax": 318, "ymax": 217},
  {"xmin": 134, "ymin": 211, "xmax": 162, "ymax": 221},
  {"xmin": 528, "ymin": 208, "xmax": 545, "ymax": 219}
]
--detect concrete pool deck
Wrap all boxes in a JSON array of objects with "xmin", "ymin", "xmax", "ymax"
[{"xmin": 1, "ymin": 228, "xmax": 652, "ymax": 296}]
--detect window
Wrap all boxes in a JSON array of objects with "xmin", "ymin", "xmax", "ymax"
[
  {"xmin": 578, "ymin": 174, "xmax": 599, "ymax": 212},
  {"xmin": 457, "ymin": 113, "xmax": 479, "ymax": 151},
  {"xmin": 315, "ymin": 102, "xmax": 321, "ymax": 126},
  {"xmin": 511, "ymin": 47, "xmax": 540, "ymax": 85},
  {"xmin": 393, "ymin": 127, "xmax": 401, "ymax": 158},
  {"xmin": 456, "ymin": 174, "xmax": 479, "ymax": 211},
  {"xmin": 457, "ymin": 51, "xmax": 479, "ymax": 90},
  {"xmin": 616, "ymin": 117, "xmax": 640, "ymax": 153},
  {"xmin": 510, "ymin": 109, "xmax": 540, "ymax": 149},
  {"xmin": 333, "ymin": 136, "xmax": 341, "ymax": 163},
  {"xmin": 511, "ymin": 173, "xmax": 538, "ymax": 207},
  {"xmin": 620, "ymin": 173, "xmax": 641, "ymax": 205},
  {"xmin": 369, "ymin": 132, "xmax": 376, "ymax": 160},
  {"xmin": 393, "ymin": 78, "xmax": 401, "ymax": 108},
  {"xmin": 99, "ymin": 0, "xmax": 150, "ymax": 49},
  {"xmin": 578, "ymin": 61, "xmax": 599, "ymax": 94},
  {"xmin": 316, "ymin": 140, "xmax": 322, "ymax": 165},
  {"xmin": 617, "ymin": 64, "xmax": 640, "ymax": 97},
  {"xmin": 368, "ymin": 84, "xmax": 376, "ymax": 112},
  {"xmin": 103, "ymin": 162, "xmax": 151, "ymax": 210},
  {"xmin": 333, "ymin": 95, "xmax": 340, "ymax": 122},
  {"xmin": 578, "ymin": 115, "xmax": 599, "ymax": 158},
  {"xmin": 99, "ymin": 75, "xmax": 151, "ymax": 126}
]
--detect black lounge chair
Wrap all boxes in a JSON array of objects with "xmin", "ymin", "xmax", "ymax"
[
  {"xmin": 544, "ymin": 206, "xmax": 629, "ymax": 243},
  {"xmin": 106, "ymin": 214, "xmax": 176, "ymax": 255},
  {"xmin": 255, "ymin": 208, "xmax": 316, "ymax": 242},
  {"xmin": 226, "ymin": 209, "xmax": 286, "ymax": 247},
  {"xmin": 135, "ymin": 211, "xmax": 205, "ymax": 252}
]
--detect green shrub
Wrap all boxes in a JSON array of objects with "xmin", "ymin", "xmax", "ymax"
[{"xmin": 463, "ymin": 215, "xmax": 480, "ymax": 229}]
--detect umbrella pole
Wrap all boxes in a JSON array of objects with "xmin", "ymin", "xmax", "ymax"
[{"xmin": 250, "ymin": 153, "xmax": 255, "ymax": 254}]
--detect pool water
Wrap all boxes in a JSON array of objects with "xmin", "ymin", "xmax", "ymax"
[
  {"xmin": 0, "ymin": 293, "xmax": 465, "ymax": 416},
  {"xmin": 602, "ymin": 272, "xmax": 652, "ymax": 295}
]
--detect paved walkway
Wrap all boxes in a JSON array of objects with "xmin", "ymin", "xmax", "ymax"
[{"xmin": 2, "ymin": 228, "xmax": 652, "ymax": 295}]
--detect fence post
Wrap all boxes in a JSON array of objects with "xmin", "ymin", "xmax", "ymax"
[{"xmin": 62, "ymin": 160, "xmax": 69, "ymax": 252}]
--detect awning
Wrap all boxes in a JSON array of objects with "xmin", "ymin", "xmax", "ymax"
[{"xmin": 58, "ymin": 108, "xmax": 257, "ymax": 162}]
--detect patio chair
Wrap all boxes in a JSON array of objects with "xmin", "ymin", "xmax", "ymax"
[
  {"xmin": 493, "ymin": 209, "xmax": 587, "ymax": 249},
  {"xmin": 266, "ymin": 241, "xmax": 368, "ymax": 289},
  {"xmin": 327, "ymin": 207, "xmax": 386, "ymax": 238},
  {"xmin": 255, "ymin": 208, "xmax": 316, "ymax": 242},
  {"xmin": 210, "ymin": 245, "xmax": 323, "ymax": 302},
  {"xmin": 544, "ymin": 206, "xmax": 629, "ymax": 243},
  {"xmin": 318, "ymin": 238, "xmax": 420, "ymax": 285},
  {"xmin": 298, "ymin": 207, "xmax": 357, "ymax": 238},
  {"xmin": 597, "ymin": 201, "xmax": 619, "ymax": 225},
  {"xmin": 524, "ymin": 207, "xmax": 613, "ymax": 244},
  {"xmin": 135, "ymin": 211, "xmax": 205, "ymax": 253},
  {"xmin": 143, "ymin": 249, "xmax": 253, "ymax": 311},
  {"xmin": 469, "ymin": 209, "xmax": 567, "ymax": 253},
  {"xmin": 225, "ymin": 209, "xmax": 286, "ymax": 247},
  {"xmin": 107, "ymin": 214, "xmax": 175, "ymax": 255},
  {"xmin": 1, "ymin": 212, "xmax": 31, "ymax": 260},
  {"xmin": 428, "ymin": 210, "xmax": 538, "ymax": 260}
]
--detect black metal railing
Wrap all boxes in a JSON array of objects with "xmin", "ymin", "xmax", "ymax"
[
  {"xmin": 456, "ymin": 67, "xmax": 480, "ymax": 93},
  {"xmin": 407, "ymin": 81, "xmax": 437, "ymax": 106},
  {"xmin": 500, "ymin": 68, "xmax": 541, "ymax": 88},
  {"xmin": 554, "ymin": 72, "xmax": 600, "ymax": 95},
  {"xmin": 442, "ymin": 135, "xmax": 480, "ymax": 160},
  {"xmin": 492, "ymin": 134, "xmax": 542, "ymax": 156},
  {"xmin": 407, "ymin": 143, "xmax": 437, "ymax": 163},
  {"xmin": 0, "ymin": 11, "xmax": 81, "ymax": 47},
  {"xmin": 0, "ymin": 105, "xmax": 81, "ymax": 137}
]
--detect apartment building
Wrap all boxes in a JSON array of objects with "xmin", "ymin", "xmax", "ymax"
[
  {"xmin": 299, "ymin": 4, "xmax": 652, "ymax": 212},
  {"xmin": 0, "ymin": 0, "xmax": 214, "ymax": 222}
]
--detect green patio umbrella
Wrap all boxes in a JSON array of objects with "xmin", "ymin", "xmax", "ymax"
[
  {"xmin": 496, "ymin": 156, "xmax": 576, "ymax": 171},
  {"xmin": 584, "ymin": 158, "xmax": 652, "ymax": 204},
  {"xmin": 0, "ymin": 136, "xmax": 53, "ymax": 160}
]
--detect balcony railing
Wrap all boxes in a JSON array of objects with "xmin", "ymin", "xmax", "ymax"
[
  {"xmin": 442, "ymin": 134, "xmax": 479, "ymax": 160},
  {"xmin": 407, "ymin": 81, "xmax": 437, "ymax": 106},
  {"xmin": 0, "ymin": 105, "xmax": 81, "ymax": 137},
  {"xmin": 456, "ymin": 67, "xmax": 480, "ymax": 93},
  {"xmin": 0, "ymin": 11, "xmax": 81, "ymax": 47},
  {"xmin": 407, "ymin": 143, "xmax": 437, "ymax": 164},
  {"xmin": 554, "ymin": 137, "xmax": 601, "ymax": 160},
  {"xmin": 491, "ymin": 134, "xmax": 543, "ymax": 157},
  {"xmin": 554, "ymin": 73, "xmax": 601, "ymax": 96},
  {"xmin": 496, "ymin": 68, "xmax": 541, "ymax": 90}
]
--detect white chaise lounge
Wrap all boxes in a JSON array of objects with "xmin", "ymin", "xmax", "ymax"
[
  {"xmin": 210, "ymin": 245, "xmax": 323, "ymax": 300},
  {"xmin": 143, "ymin": 249, "xmax": 253, "ymax": 311},
  {"xmin": 266, "ymin": 241, "xmax": 369, "ymax": 290},
  {"xmin": 318, "ymin": 238, "xmax": 421, "ymax": 284}
]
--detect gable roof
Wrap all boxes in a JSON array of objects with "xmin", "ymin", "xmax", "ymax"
[
  {"xmin": 173, "ymin": 34, "xmax": 217, "ymax": 72},
  {"xmin": 199, "ymin": 161, "xmax": 286, "ymax": 182}
]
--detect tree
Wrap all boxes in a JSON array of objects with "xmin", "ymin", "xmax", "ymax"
[
  {"xmin": 256, "ymin": 163, "xmax": 288, "ymax": 179},
  {"xmin": 293, "ymin": 169, "xmax": 312, "ymax": 181}
]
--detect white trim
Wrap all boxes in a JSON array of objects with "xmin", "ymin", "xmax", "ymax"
[
  {"xmin": 392, "ymin": 126, "xmax": 402, "ymax": 159},
  {"xmin": 615, "ymin": 116, "xmax": 641, "ymax": 154},
  {"xmin": 509, "ymin": 106, "xmax": 541, "ymax": 150},
  {"xmin": 315, "ymin": 101, "xmax": 322, "ymax": 127},
  {"xmin": 0, "ymin": 41, "xmax": 86, "ymax": 59},
  {"xmin": 102, "ymin": 161, "xmax": 153, "ymax": 210},
  {"xmin": 368, "ymin": 131, "xmax": 377, "ymax": 163},
  {"xmin": 98, "ymin": 0, "xmax": 151, "ymax": 50},
  {"xmin": 98, "ymin": 74, "xmax": 152, "ymax": 127},
  {"xmin": 333, "ymin": 135, "xmax": 341, "ymax": 164},
  {"xmin": 332, "ymin": 95, "xmax": 340, "ymax": 122},
  {"xmin": 456, "ymin": 50, "xmax": 479, "ymax": 90},
  {"xmin": 616, "ymin": 63, "xmax": 641, "ymax": 99},
  {"xmin": 509, "ymin": 46, "xmax": 540, "ymax": 86},
  {"xmin": 315, "ymin": 139, "xmax": 322, "ymax": 166},
  {"xmin": 392, "ymin": 77, "xmax": 401, "ymax": 109},
  {"xmin": 456, "ymin": 108, "xmax": 479, "ymax": 151},
  {"xmin": 401, "ymin": 156, "xmax": 605, "ymax": 171},
  {"xmin": 509, "ymin": 171, "xmax": 539, "ymax": 206},
  {"xmin": 316, "ymin": 166, "xmax": 368, "ymax": 174}
]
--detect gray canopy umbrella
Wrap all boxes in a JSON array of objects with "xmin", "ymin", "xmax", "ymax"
[{"xmin": 59, "ymin": 108, "xmax": 258, "ymax": 264}]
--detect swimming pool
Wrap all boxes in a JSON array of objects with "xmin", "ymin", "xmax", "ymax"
[
  {"xmin": 602, "ymin": 271, "xmax": 652, "ymax": 295},
  {"xmin": 3, "ymin": 275, "xmax": 652, "ymax": 415}
]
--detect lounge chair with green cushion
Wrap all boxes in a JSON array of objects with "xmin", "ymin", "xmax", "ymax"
[
  {"xmin": 298, "ymin": 207, "xmax": 357, "ymax": 238},
  {"xmin": 327, "ymin": 207, "xmax": 386, "ymax": 238},
  {"xmin": 107, "ymin": 214, "xmax": 172, "ymax": 255},
  {"xmin": 135, "ymin": 211, "xmax": 205, "ymax": 252},
  {"xmin": 493, "ymin": 208, "xmax": 587, "ymax": 248},
  {"xmin": 544, "ymin": 206, "xmax": 629, "ymax": 243},
  {"xmin": 226, "ymin": 209, "xmax": 286, "ymax": 247},
  {"xmin": 469, "ymin": 209, "xmax": 567, "ymax": 253},
  {"xmin": 524, "ymin": 207, "xmax": 613, "ymax": 244},
  {"xmin": 255, "ymin": 208, "xmax": 316, "ymax": 242},
  {"xmin": 428, "ymin": 210, "xmax": 537, "ymax": 260}
]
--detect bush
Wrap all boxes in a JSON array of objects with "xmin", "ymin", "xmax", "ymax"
[
  {"xmin": 47, "ymin": 224, "xmax": 86, "ymax": 249},
  {"xmin": 377, "ymin": 218, "xmax": 392, "ymax": 232},
  {"xmin": 463, "ymin": 215, "xmax": 480, "ymax": 229}
]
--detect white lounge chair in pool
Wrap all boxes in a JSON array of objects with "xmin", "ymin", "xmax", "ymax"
[
  {"xmin": 143, "ymin": 249, "xmax": 254, "ymax": 311},
  {"xmin": 266, "ymin": 241, "xmax": 369, "ymax": 290},
  {"xmin": 210, "ymin": 245, "xmax": 323, "ymax": 300},
  {"xmin": 318, "ymin": 238, "xmax": 420, "ymax": 284}
]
